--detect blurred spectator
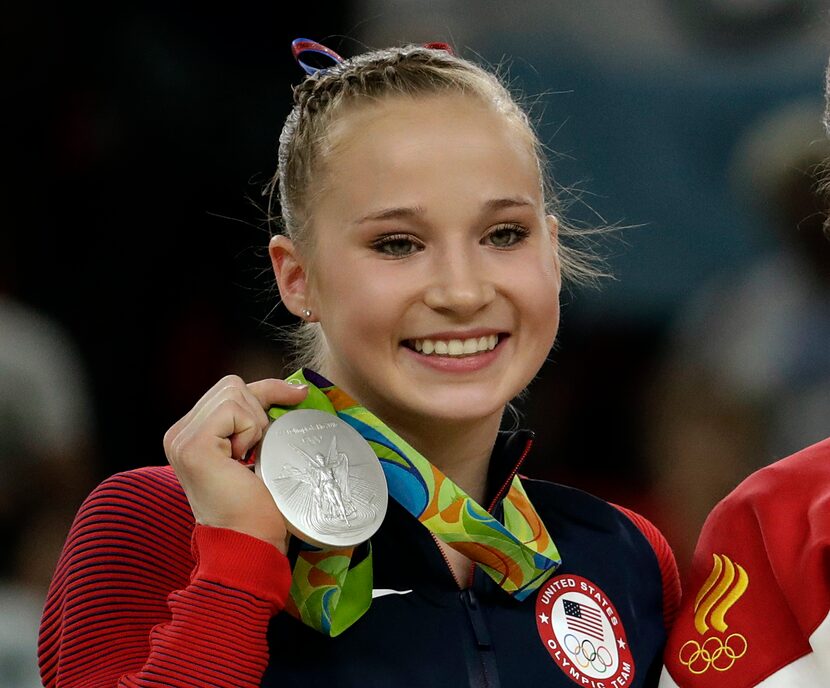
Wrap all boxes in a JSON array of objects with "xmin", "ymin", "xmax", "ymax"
[
  {"xmin": 0, "ymin": 235, "xmax": 98, "ymax": 686},
  {"xmin": 644, "ymin": 98, "xmax": 830, "ymax": 581}
]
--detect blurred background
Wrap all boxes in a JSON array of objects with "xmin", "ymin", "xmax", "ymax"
[{"xmin": 2, "ymin": 1, "xmax": 828, "ymax": 683}]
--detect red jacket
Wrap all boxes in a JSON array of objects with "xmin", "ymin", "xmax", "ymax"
[{"xmin": 660, "ymin": 437, "xmax": 830, "ymax": 687}]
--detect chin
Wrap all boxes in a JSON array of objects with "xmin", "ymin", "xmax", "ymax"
[{"xmin": 402, "ymin": 387, "xmax": 513, "ymax": 425}]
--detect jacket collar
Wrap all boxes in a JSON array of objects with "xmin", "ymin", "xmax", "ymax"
[{"xmin": 485, "ymin": 429, "xmax": 535, "ymax": 509}]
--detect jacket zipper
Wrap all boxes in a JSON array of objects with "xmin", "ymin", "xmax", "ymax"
[
  {"xmin": 433, "ymin": 436, "xmax": 533, "ymax": 688},
  {"xmin": 461, "ymin": 587, "xmax": 499, "ymax": 688},
  {"xmin": 431, "ymin": 437, "xmax": 534, "ymax": 590},
  {"xmin": 486, "ymin": 436, "xmax": 534, "ymax": 511},
  {"xmin": 466, "ymin": 436, "xmax": 534, "ymax": 588},
  {"xmin": 431, "ymin": 532, "xmax": 463, "ymax": 589}
]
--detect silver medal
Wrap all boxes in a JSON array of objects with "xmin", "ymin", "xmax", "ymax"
[{"xmin": 255, "ymin": 409, "xmax": 388, "ymax": 548}]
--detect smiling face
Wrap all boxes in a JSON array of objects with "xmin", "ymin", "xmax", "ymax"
[{"xmin": 274, "ymin": 93, "xmax": 561, "ymax": 435}]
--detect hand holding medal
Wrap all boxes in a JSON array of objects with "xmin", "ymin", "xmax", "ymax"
[{"xmin": 162, "ymin": 375, "xmax": 310, "ymax": 554}]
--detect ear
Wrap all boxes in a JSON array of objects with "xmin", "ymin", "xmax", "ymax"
[
  {"xmin": 546, "ymin": 214, "xmax": 562, "ymax": 288},
  {"xmin": 269, "ymin": 235, "xmax": 315, "ymax": 319}
]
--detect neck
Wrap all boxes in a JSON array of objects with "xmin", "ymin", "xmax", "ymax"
[
  {"xmin": 313, "ymin": 367, "xmax": 503, "ymax": 504},
  {"xmin": 385, "ymin": 411, "xmax": 502, "ymax": 505}
]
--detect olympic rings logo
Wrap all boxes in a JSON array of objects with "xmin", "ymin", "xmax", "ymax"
[
  {"xmin": 679, "ymin": 633, "xmax": 747, "ymax": 674},
  {"xmin": 563, "ymin": 634, "xmax": 614, "ymax": 674}
]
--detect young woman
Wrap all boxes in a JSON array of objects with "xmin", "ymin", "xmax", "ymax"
[{"xmin": 39, "ymin": 40, "xmax": 679, "ymax": 687}]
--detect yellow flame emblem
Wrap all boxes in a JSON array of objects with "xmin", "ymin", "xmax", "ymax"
[{"xmin": 693, "ymin": 553, "xmax": 749, "ymax": 634}]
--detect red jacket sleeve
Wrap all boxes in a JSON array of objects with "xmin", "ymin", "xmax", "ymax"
[
  {"xmin": 38, "ymin": 466, "xmax": 292, "ymax": 687},
  {"xmin": 660, "ymin": 437, "xmax": 830, "ymax": 687},
  {"xmin": 612, "ymin": 503, "xmax": 682, "ymax": 631}
]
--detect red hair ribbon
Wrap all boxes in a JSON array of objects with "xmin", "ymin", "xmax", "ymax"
[{"xmin": 423, "ymin": 42, "xmax": 454, "ymax": 54}]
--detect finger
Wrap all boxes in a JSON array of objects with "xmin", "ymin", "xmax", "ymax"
[
  {"xmin": 228, "ymin": 419, "xmax": 264, "ymax": 461},
  {"xmin": 190, "ymin": 378, "xmax": 271, "ymax": 432},
  {"xmin": 247, "ymin": 378, "xmax": 310, "ymax": 409},
  {"xmin": 181, "ymin": 374, "xmax": 251, "ymax": 428},
  {"xmin": 173, "ymin": 397, "xmax": 263, "ymax": 464}
]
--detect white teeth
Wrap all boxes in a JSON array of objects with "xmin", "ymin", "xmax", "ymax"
[{"xmin": 410, "ymin": 335, "xmax": 500, "ymax": 357}]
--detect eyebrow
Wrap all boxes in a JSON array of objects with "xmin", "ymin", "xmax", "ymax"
[
  {"xmin": 355, "ymin": 205, "xmax": 425, "ymax": 224},
  {"xmin": 484, "ymin": 197, "xmax": 535, "ymax": 212},
  {"xmin": 354, "ymin": 197, "xmax": 535, "ymax": 225}
]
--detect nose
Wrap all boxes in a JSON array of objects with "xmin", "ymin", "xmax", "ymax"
[{"xmin": 422, "ymin": 250, "xmax": 496, "ymax": 317}]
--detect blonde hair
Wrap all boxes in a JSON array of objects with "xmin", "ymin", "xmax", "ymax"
[{"xmin": 265, "ymin": 43, "xmax": 605, "ymax": 370}]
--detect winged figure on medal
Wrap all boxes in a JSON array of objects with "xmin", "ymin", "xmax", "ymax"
[{"xmin": 273, "ymin": 435, "xmax": 380, "ymax": 537}]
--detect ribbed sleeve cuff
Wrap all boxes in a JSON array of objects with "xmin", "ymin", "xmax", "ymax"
[
  {"xmin": 192, "ymin": 525, "xmax": 292, "ymax": 612},
  {"xmin": 613, "ymin": 503, "xmax": 682, "ymax": 630}
]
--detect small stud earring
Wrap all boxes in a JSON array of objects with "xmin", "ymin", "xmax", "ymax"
[{"xmin": 301, "ymin": 308, "xmax": 312, "ymax": 319}]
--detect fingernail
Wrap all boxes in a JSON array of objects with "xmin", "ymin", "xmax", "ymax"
[{"xmin": 291, "ymin": 383, "xmax": 308, "ymax": 390}]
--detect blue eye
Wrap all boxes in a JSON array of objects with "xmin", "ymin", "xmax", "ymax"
[
  {"xmin": 370, "ymin": 233, "xmax": 423, "ymax": 258},
  {"xmin": 486, "ymin": 224, "xmax": 530, "ymax": 248}
]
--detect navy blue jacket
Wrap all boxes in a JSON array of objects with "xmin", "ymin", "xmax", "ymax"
[{"xmin": 263, "ymin": 431, "xmax": 678, "ymax": 687}]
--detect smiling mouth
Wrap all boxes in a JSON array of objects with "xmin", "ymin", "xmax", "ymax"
[{"xmin": 403, "ymin": 334, "xmax": 504, "ymax": 357}]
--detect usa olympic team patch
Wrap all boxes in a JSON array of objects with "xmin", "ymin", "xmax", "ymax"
[{"xmin": 536, "ymin": 574, "xmax": 635, "ymax": 687}]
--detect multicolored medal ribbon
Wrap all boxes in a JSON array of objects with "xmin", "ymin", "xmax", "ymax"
[{"xmin": 265, "ymin": 368, "xmax": 562, "ymax": 636}]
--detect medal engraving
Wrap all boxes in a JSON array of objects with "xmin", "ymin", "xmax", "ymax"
[{"xmin": 256, "ymin": 409, "xmax": 387, "ymax": 548}]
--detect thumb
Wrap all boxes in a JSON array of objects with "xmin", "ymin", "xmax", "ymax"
[{"xmin": 248, "ymin": 378, "xmax": 310, "ymax": 409}]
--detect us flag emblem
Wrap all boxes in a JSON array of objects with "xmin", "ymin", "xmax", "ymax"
[
  {"xmin": 562, "ymin": 598, "xmax": 605, "ymax": 641},
  {"xmin": 536, "ymin": 574, "xmax": 635, "ymax": 687}
]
